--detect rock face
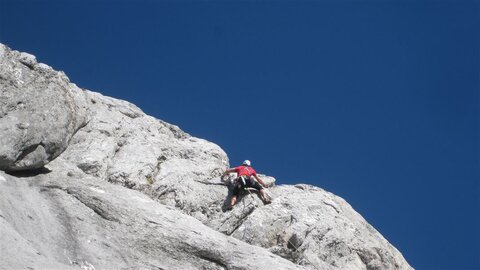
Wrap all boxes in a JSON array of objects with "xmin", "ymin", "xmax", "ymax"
[
  {"xmin": 0, "ymin": 44, "xmax": 88, "ymax": 171},
  {"xmin": 0, "ymin": 44, "xmax": 413, "ymax": 270},
  {"xmin": 0, "ymin": 171, "xmax": 301, "ymax": 270}
]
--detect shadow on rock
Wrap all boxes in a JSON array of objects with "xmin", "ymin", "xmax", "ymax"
[
  {"xmin": 222, "ymin": 186, "xmax": 265, "ymax": 212},
  {"xmin": 5, "ymin": 167, "xmax": 52, "ymax": 178},
  {"xmin": 222, "ymin": 186, "xmax": 234, "ymax": 212}
]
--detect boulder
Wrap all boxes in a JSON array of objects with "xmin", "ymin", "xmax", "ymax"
[{"xmin": 0, "ymin": 44, "xmax": 88, "ymax": 171}]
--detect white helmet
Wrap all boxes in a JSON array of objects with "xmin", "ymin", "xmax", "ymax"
[{"xmin": 242, "ymin": 160, "xmax": 251, "ymax": 166}]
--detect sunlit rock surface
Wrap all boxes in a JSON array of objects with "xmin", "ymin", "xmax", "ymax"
[
  {"xmin": 0, "ymin": 43, "xmax": 412, "ymax": 270},
  {"xmin": 0, "ymin": 44, "xmax": 88, "ymax": 171}
]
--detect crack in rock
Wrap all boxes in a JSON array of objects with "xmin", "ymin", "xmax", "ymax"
[
  {"xmin": 42, "ymin": 184, "xmax": 119, "ymax": 223},
  {"xmin": 194, "ymin": 180, "xmax": 227, "ymax": 186},
  {"xmin": 197, "ymin": 254, "xmax": 228, "ymax": 270},
  {"xmin": 226, "ymin": 205, "xmax": 256, "ymax": 236},
  {"xmin": 322, "ymin": 201, "xmax": 340, "ymax": 214}
]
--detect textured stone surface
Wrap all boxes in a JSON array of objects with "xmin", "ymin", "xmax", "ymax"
[
  {"xmin": 0, "ymin": 170, "xmax": 301, "ymax": 270},
  {"xmin": 0, "ymin": 44, "xmax": 88, "ymax": 171},
  {"xmin": 226, "ymin": 184, "xmax": 412, "ymax": 270},
  {"xmin": 58, "ymin": 90, "xmax": 228, "ymax": 193},
  {"xmin": 0, "ymin": 44, "xmax": 413, "ymax": 270}
]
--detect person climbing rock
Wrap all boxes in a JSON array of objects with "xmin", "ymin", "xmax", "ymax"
[{"xmin": 222, "ymin": 160, "xmax": 271, "ymax": 210}]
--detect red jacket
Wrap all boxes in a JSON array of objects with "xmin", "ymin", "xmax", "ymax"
[{"xmin": 234, "ymin": 166, "xmax": 256, "ymax": 177}]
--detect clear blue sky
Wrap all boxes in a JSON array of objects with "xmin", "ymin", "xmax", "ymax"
[{"xmin": 1, "ymin": 1, "xmax": 478, "ymax": 269}]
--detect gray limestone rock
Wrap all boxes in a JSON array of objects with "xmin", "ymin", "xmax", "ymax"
[
  {"xmin": 52, "ymin": 76, "xmax": 411, "ymax": 270},
  {"xmin": 57, "ymin": 90, "xmax": 228, "ymax": 193},
  {"xmin": 0, "ymin": 44, "xmax": 413, "ymax": 270},
  {"xmin": 0, "ymin": 170, "xmax": 302, "ymax": 270},
  {"xmin": 226, "ymin": 184, "xmax": 412, "ymax": 270},
  {"xmin": 0, "ymin": 44, "xmax": 88, "ymax": 171}
]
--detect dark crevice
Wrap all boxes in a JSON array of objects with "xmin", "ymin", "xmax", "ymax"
[
  {"xmin": 226, "ymin": 206, "xmax": 256, "ymax": 236},
  {"xmin": 148, "ymin": 220, "xmax": 161, "ymax": 226},
  {"xmin": 322, "ymin": 202, "xmax": 340, "ymax": 214},
  {"xmin": 194, "ymin": 180, "xmax": 227, "ymax": 186},
  {"xmin": 73, "ymin": 117, "xmax": 91, "ymax": 134},
  {"xmin": 40, "ymin": 184, "xmax": 64, "ymax": 191},
  {"xmin": 141, "ymin": 263, "xmax": 166, "ymax": 270},
  {"xmin": 145, "ymin": 155, "xmax": 167, "ymax": 186},
  {"xmin": 294, "ymin": 185, "xmax": 306, "ymax": 190},
  {"xmin": 14, "ymin": 142, "xmax": 47, "ymax": 163},
  {"xmin": 5, "ymin": 167, "xmax": 52, "ymax": 177},
  {"xmin": 197, "ymin": 254, "xmax": 228, "ymax": 270},
  {"xmin": 156, "ymin": 187, "xmax": 175, "ymax": 199},
  {"xmin": 355, "ymin": 249, "xmax": 372, "ymax": 270},
  {"xmin": 19, "ymin": 60, "xmax": 35, "ymax": 69},
  {"xmin": 289, "ymin": 214, "xmax": 297, "ymax": 225},
  {"xmin": 119, "ymin": 110, "xmax": 141, "ymax": 119}
]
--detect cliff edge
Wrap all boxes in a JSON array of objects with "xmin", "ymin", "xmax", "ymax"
[{"xmin": 0, "ymin": 44, "xmax": 412, "ymax": 270}]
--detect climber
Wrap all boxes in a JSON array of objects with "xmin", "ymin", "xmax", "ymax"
[{"xmin": 222, "ymin": 160, "xmax": 271, "ymax": 210}]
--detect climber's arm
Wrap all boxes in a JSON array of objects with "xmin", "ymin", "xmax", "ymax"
[{"xmin": 222, "ymin": 168, "xmax": 236, "ymax": 176}]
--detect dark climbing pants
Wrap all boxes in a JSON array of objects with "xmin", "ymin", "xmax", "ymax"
[{"xmin": 232, "ymin": 176, "xmax": 263, "ymax": 196}]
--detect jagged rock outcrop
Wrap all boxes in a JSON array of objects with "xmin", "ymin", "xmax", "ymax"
[
  {"xmin": 0, "ymin": 44, "xmax": 88, "ymax": 171},
  {"xmin": 0, "ymin": 44, "xmax": 413, "ymax": 270},
  {"xmin": 0, "ymin": 171, "xmax": 301, "ymax": 270}
]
